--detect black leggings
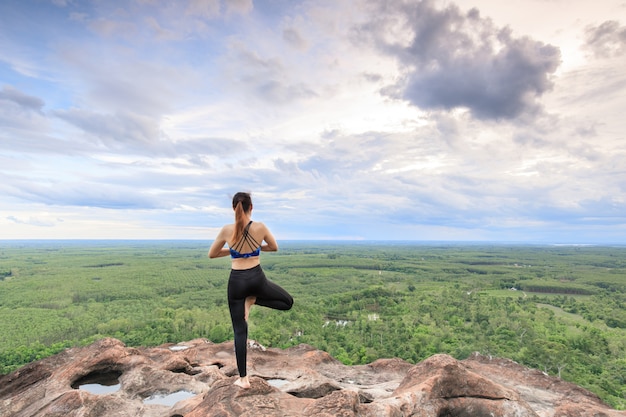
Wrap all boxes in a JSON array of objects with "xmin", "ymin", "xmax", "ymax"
[{"xmin": 228, "ymin": 265, "xmax": 293, "ymax": 377}]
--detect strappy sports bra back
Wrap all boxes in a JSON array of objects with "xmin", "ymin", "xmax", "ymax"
[{"xmin": 229, "ymin": 221, "xmax": 261, "ymax": 258}]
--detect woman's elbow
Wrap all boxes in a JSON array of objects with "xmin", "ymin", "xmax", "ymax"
[{"xmin": 264, "ymin": 244, "xmax": 278, "ymax": 252}]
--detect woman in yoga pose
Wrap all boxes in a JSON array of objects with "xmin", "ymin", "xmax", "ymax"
[{"xmin": 208, "ymin": 192, "xmax": 293, "ymax": 388}]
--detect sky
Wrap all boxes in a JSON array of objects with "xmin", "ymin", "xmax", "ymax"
[{"xmin": 1, "ymin": 0, "xmax": 625, "ymax": 243}]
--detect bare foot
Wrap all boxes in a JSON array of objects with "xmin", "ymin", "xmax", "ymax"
[
  {"xmin": 244, "ymin": 296, "xmax": 256, "ymax": 321},
  {"xmin": 234, "ymin": 376, "xmax": 251, "ymax": 389}
]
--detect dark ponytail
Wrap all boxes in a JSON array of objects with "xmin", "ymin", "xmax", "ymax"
[{"xmin": 231, "ymin": 192, "xmax": 252, "ymax": 243}]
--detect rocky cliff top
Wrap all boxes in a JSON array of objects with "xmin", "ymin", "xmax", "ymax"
[{"xmin": 1, "ymin": 337, "xmax": 624, "ymax": 417}]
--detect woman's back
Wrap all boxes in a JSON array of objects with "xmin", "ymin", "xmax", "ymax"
[
  {"xmin": 229, "ymin": 221, "xmax": 262, "ymax": 258},
  {"xmin": 226, "ymin": 221, "xmax": 276, "ymax": 270}
]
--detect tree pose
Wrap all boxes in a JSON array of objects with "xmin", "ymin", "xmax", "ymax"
[{"xmin": 209, "ymin": 192, "xmax": 293, "ymax": 388}]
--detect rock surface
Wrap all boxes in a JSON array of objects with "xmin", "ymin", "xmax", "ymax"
[{"xmin": 1, "ymin": 337, "xmax": 624, "ymax": 417}]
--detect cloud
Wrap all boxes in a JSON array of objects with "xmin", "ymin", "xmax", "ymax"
[
  {"xmin": 64, "ymin": 0, "xmax": 253, "ymax": 52},
  {"xmin": 6, "ymin": 215, "xmax": 56, "ymax": 227},
  {"xmin": 5, "ymin": 174, "xmax": 165, "ymax": 210},
  {"xmin": 53, "ymin": 109, "xmax": 162, "ymax": 149},
  {"xmin": 145, "ymin": 16, "xmax": 183, "ymax": 41},
  {"xmin": 0, "ymin": 86, "xmax": 44, "ymax": 112},
  {"xmin": 222, "ymin": 41, "xmax": 318, "ymax": 105},
  {"xmin": 184, "ymin": 0, "xmax": 253, "ymax": 19},
  {"xmin": 87, "ymin": 18, "xmax": 138, "ymax": 39},
  {"xmin": 283, "ymin": 27, "xmax": 309, "ymax": 51},
  {"xmin": 0, "ymin": 86, "xmax": 48, "ymax": 132},
  {"xmin": 584, "ymin": 20, "xmax": 626, "ymax": 58},
  {"xmin": 353, "ymin": 0, "xmax": 561, "ymax": 120},
  {"xmin": 186, "ymin": 0, "xmax": 220, "ymax": 18},
  {"xmin": 55, "ymin": 40, "xmax": 192, "ymax": 116},
  {"xmin": 224, "ymin": 0, "xmax": 253, "ymax": 15},
  {"xmin": 49, "ymin": 106, "xmax": 253, "ymax": 158}
]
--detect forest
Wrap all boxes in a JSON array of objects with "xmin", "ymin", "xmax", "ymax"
[{"xmin": 1, "ymin": 240, "xmax": 625, "ymax": 409}]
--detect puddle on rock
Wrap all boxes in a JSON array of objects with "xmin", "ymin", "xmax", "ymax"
[
  {"xmin": 169, "ymin": 345, "xmax": 189, "ymax": 351},
  {"xmin": 72, "ymin": 370, "xmax": 122, "ymax": 395},
  {"xmin": 143, "ymin": 390, "xmax": 196, "ymax": 406},
  {"xmin": 78, "ymin": 383, "xmax": 121, "ymax": 395},
  {"xmin": 267, "ymin": 379, "xmax": 289, "ymax": 388}
]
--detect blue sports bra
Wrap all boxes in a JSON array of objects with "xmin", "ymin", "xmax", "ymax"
[{"xmin": 229, "ymin": 221, "xmax": 261, "ymax": 259}]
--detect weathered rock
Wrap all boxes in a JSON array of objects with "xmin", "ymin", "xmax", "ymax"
[{"xmin": 0, "ymin": 338, "xmax": 624, "ymax": 417}]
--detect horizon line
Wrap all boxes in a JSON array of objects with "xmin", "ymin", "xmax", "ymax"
[{"xmin": 1, "ymin": 239, "xmax": 624, "ymax": 247}]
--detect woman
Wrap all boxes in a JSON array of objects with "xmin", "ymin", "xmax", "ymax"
[{"xmin": 208, "ymin": 192, "xmax": 294, "ymax": 389}]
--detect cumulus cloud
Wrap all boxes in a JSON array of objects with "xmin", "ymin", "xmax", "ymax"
[
  {"xmin": 353, "ymin": 0, "xmax": 561, "ymax": 120},
  {"xmin": 584, "ymin": 20, "xmax": 626, "ymax": 58}
]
